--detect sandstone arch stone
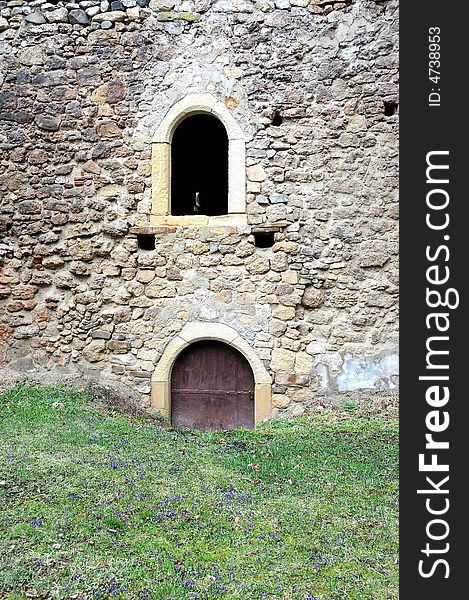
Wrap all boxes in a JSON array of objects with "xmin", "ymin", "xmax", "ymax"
[{"xmin": 151, "ymin": 93, "xmax": 246, "ymax": 225}]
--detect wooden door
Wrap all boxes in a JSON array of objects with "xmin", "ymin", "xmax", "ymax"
[{"xmin": 171, "ymin": 341, "xmax": 255, "ymax": 430}]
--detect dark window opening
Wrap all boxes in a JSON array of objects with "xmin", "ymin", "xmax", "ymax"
[
  {"xmin": 137, "ymin": 234, "xmax": 155, "ymax": 250},
  {"xmin": 384, "ymin": 100, "xmax": 398, "ymax": 116},
  {"xmin": 171, "ymin": 114, "xmax": 228, "ymax": 216},
  {"xmin": 271, "ymin": 109, "xmax": 283, "ymax": 126},
  {"xmin": 254, "ymin": 232, "xmax": 275, "ymax": 248}
]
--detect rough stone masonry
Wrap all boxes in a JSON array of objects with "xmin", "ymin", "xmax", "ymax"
[{"xmin": 0, "ymin": 0, "xmax": 399, "ymax": 418}]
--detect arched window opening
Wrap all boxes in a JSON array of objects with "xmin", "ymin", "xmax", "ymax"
[
  {"xmin": 151, "ymin": 93, "xmax": 247, "ymax": 225},
  {"xmin": 171, "ymin": 114, "xmax": 228, "ymax": 216}
]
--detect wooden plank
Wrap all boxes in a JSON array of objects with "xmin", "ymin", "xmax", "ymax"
[{"xmin": 171, "ymin": 340, "xmax": 255, "ymax": 430}]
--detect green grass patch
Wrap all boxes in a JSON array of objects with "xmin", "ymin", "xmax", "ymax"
[{"xmin": 0, "ymin": 384, "xmax": 398, "ymax": 599}]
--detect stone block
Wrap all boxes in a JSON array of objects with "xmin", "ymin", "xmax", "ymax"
[
  {"xmin": 83, "ymin": 339, "xmax": 106, "ymax": 362},
  {"xmin": 69, "ymin": 262, "xmax": 91, "ymax": 276},
  {"xmin": 272, "ymin": 241, "xmax": 298, "ymax": 253},
  {"xmin": 45, "ymin": 8, "xmax": 69, "ymax": 23},
  {"xmin": 69, "ymin": 9, "xmax": 91, "ymax": 25},
  {"xmin": 295, "ymin": 352, "xmax": 314, "ymax": 375},
  {"xmin": 271, "ymin": 348, "xmax": 296, "ymax": 372},
  {"xmin": 93, "ymin": 11, "xmax": 127, "ymax": 23},
  {"xmin": 157, "ymin": 11, "xmax": 198, "ymax": 22},
  {"xmin": 13, "ymin": 324, "xmax": 39, "ymax": 339},
  {"xmin": 69, "ymin": 241, "xmax": 94, "ymax": 262},
  {"xmin": 136, "ymin": 270, "xmax": 155, "ymax": 283},
  {"xmin": 107, "ymin": 340, "xmax": 131, "ymax": 353},
  {"xmin": 272, "ymin": 394, "xmax": 290, "ymax": 409},
  {"xmin": 91, "ymin": 330, "xmax": 112, "ymax": 340},
  {"xmin": 34, "ymin": 115, "xmax": 61, "ymax": 131},
  {"xmin": 91, "ymin": 80, "xmax": 127, "ymax": 104},
  {"xmin": 245, "ymin": 255, "xmax": 270, "ymax": 274},
  {"xmin": 149, "ymin": 0, "xmax": 175, "ymax": 8},
  {"xmin": 97, "ymin": 121, "xmax": 122, "ymax": 138},
  {"xmin": 272, "ymin": 306, "xmax": 295, "ymax": 321},
  {"xmin": 12, "ymin": 286, "xmax": 38, "ymax": 300},
  {"xmin": 328, "ymin": 289, "xmax": 358, "ymax": 309},
  {"xmin": 301, "ymin": 287, "xmax": 325, "ymax": 309},
  {"xmin": 247, "ymin": 164, "xmax": 266, "ymax": 182},
  {"xmin": 25, "ymin": 10, "xmax": 46, "ymax": 25},
  {"xmin": 113, "ymin": 307, "xmax": 132, "ymax": 323}
]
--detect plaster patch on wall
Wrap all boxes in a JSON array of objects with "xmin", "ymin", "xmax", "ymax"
[
  {"xmin": 316, "ymin": 363, "xmax": 330, "ymax": 390},
  {"xmin": 336, "ymin": 354, "xmax": 399, "ymax": 392},
  {"xmin": 316, "ymin": 354, "xmax": 399, "ymax": 394}
]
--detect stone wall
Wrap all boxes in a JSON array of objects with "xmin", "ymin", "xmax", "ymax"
[{"xmin": 0, "ymin": 0, "xmax": 399, "ymax": 417}]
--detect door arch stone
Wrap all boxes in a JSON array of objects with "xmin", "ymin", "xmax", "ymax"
[{"xmin": 151, "ymin": 322, "xmax": 272, "ymax": 426}]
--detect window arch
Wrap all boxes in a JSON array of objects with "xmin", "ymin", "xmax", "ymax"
[
  {"xmin": 171, "ymin": 114, "xmax": 228, "ymax": 216},
  {"xmin": 151, "ymin": 94, "xmax": 247, "ymax": 226}
]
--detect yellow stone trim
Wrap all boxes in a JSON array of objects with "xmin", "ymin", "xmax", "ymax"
[
  {"xmin": 255, "ymin": 383, "xmax": 272, "ymax": 424},
  {"xmin": 150, "ymin": 215, "xmax": 210, "ymax": 226},
  {"xmin": 151, "ymin": 142, "xmax": 170, "ymax": 216},
  {"xmin": 149, "ymin": 214, "xmax": 247, "ymax": 227},
  {"xmin": 150, "ymin": 94, "xmax": 246, "ymax": 219}
]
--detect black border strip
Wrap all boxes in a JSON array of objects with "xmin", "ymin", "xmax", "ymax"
[{"xmin": 400, "ymin": 2, "xmax": 466, "ymax": 596}]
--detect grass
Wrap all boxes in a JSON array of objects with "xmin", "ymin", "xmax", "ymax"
[{"xmin": 0, "ymin": 384, "xmax": 398, "ymax": 599}]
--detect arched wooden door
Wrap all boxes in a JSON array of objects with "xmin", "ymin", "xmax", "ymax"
[{"xmin": 171, "ymin": 341, "xmax": 255, "ymax": 430}]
